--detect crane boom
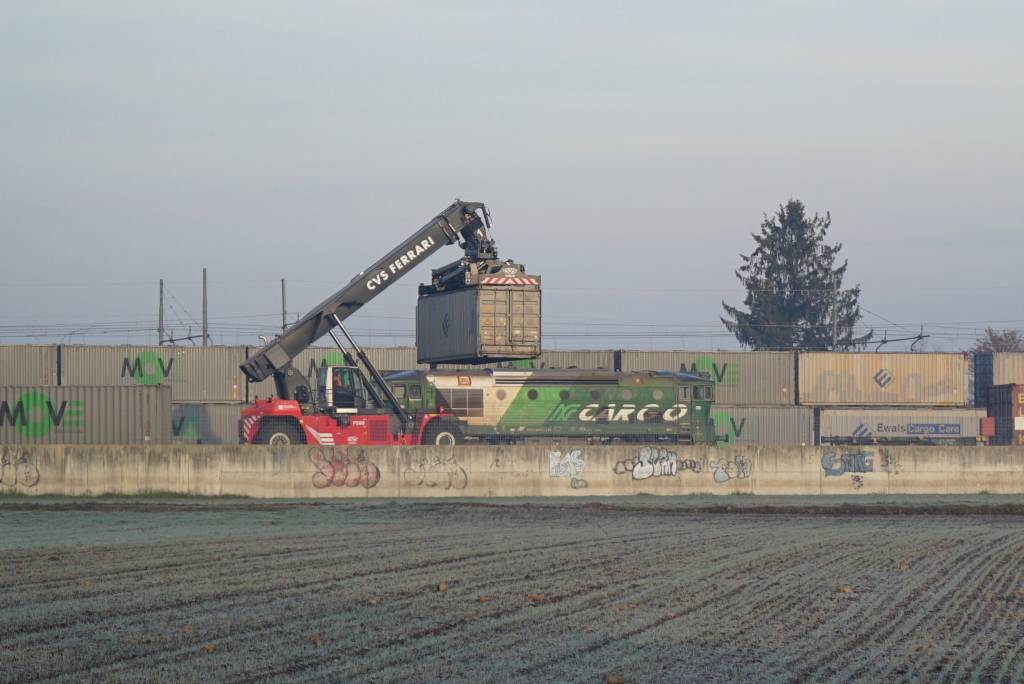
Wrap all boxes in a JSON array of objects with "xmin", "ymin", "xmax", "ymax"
[{"xmin": 240, "ymin": 200, "xmax": 494, "ymax": 399}]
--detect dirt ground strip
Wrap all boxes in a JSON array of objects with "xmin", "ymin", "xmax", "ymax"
[{"xmin": 1, "ymin": 497, "xmax": 1024, "ymax": 683}]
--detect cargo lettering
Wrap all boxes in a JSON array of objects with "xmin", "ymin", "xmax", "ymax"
[
  {"xmin": 366, "ymin": 237, "xmax": 435, "ymax": 291},
  {"xmin": 0, "ymin": 391, "xmax": 82, "ymax": 438},
  {"xmin": 121, "ymin": 352, "xmax": 174, "ymax": 385},
  {"xmin": 579, "ymin": 403, "xmax": 688, "ymax": 422}
]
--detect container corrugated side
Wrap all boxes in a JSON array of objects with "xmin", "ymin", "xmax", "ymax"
[
  {"xmin": 61, "ymin": 346, "xmax": 247, "ymax": 402},
  {"xmin": 245, "ymin": 347, "xmax": 426, "ymax": 400},
  {"xmin": 172, "ymin": 403, "xmax": 246, "ymax": 444},
  {"xmin": 416, "ymin": 286, "xmax": 541, "ymax": 364},
  {"xmin": 0, "ymin": 346, "xmax": 58, "ymax": 386},
  {"xmin": 798, "ymin": 352, "xmax": 969, "ymax": 406},
  {"xmin": 818, "ymin": 408, "xmax": 986, "ymax": 443},
  {"xmin": 970, "ymin": 352, "xmax": 1024, "ymax": 407},
  {"xmin": 987, "ymin": 383, "xmax": 1024, "ymax": 446},
  {"xmin": 710, "ymin": 405, "xmax": 813, "ymax": 445},
  {"xmin": 539, "ymin": 350, "xmax": 615, "ymax": 369},
  {"xmin": 990, "ymin": 353, "xmax": 1024, "ymax": 402},
  {"xmin": 0, "ymin": 385, "xmax": 171, "ymax": 444},
  {"xmin": 974, "ymin": 353, "xmax": 994, "ymax": 407},
  {"xmin": 619, "ymin": 351, "xmax": 795, "ymax": 405}
]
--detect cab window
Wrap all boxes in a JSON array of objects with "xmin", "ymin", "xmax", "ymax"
[
  {"xmin": 393, "ymin": 384, "xmax": 406, "ymax": 399},
  {"xmin": 409, "ymin": 384, "xmax": 422, "ymax": 400}
]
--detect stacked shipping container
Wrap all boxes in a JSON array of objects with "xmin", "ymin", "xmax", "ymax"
[
  {"xmin": 0, "ymin": 385, "xmax": 171, "ymax": 444},
  {"xmin": 987, "ymin": 384, "xmax": 1024, "ymax": 446},
  {"xmin": 0, "ymin": 345, "xmax": 1013, "ymax": 446},
  {"xmin": 976, "ymin": 353, "xmax": 1024, "ymax": 407},
  {"xmin": 797, "ymin": 352, "xmax": 970, "ymax": 406},
  {"xmin": 797, "ymin": 352, "xmax": 982, "ymax": 445}
]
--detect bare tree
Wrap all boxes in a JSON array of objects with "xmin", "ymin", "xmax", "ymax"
[{"xmin": 971, "ymin": 328, "xmax": 1024, "ymax": 353}]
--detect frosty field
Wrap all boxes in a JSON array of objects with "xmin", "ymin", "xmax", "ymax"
[{"xmin": 1, "ymin": 496, "xmax": 1023, "ymax": 682}]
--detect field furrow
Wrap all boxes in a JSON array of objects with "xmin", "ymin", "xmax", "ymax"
[{"xmin": 2, "ymin": 498, "xmax": 1022, "ymax": 683}]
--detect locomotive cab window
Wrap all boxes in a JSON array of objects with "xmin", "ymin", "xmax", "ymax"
[
  {"xmin": 393, "ymin": 385, "xmax": 406, "ymax": 399},
  {"xmin": 409, "ymin": 384, "xmax": 422, "ymax": 400}
]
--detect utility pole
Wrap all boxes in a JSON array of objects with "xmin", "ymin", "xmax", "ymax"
[
  {"xmin": 281, "ymin": 278, "xmax": 287, "ymax": 333},
  {"xmin": 158, "ymin": 279, "xmax": 165, "ymax": 345},
  {"xmin": 202, "ymin": 267, "xmax": 209, "ymax": 346}
]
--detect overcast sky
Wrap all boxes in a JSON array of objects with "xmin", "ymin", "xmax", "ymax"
[{"xmin": 2, "ymin": 1, "xmax": 1021, "ymax": 351}]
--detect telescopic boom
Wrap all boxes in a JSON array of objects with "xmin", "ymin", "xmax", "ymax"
[{"xmin": 240, "ymin": 200, "xmax": 494, "ymax": 399}]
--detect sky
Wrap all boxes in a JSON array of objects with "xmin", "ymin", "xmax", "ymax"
[{"xmin": 1, "ymin": 1, "xmax": 1021, "ymax": 351}]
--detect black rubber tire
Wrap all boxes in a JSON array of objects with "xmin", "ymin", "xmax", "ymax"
[
  {"xmin": 422, "ymin": 420, "xmax": 464, "ymax": 446},
  {"xmin": 256, "ymin": 420, "xmax": 304, "ymax": 445}
]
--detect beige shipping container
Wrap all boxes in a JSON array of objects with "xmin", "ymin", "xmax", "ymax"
[
  {"xmin": 974, "ymin": 353, "xmax": 1024, "ymax": 406},
  {"xmin": 61, "ymin": 345, "xmax": 248, "ymax": 402},
  {"xmin": 0, "ymin": 346, "xmax": 58, "ymax": 386},
  {"xmin": 0, "ymin": 385, "xmax": 171, "ymax": 444},
  {"xmin": 416, "ymin": 286, "xmax": 541, "ymax": 364},
  {"xmin": 619, "ymin": 351, "xmax": 795, "ymax": 405},
  {"xmin": 818, "ymin": 408, "xmax": 986, "ymax": 444},
  {"xmin": 798, "ymin": 352, "xmax": 969, "ymax": 406}
]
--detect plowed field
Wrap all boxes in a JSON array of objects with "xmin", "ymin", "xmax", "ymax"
[{"xmin": 2, "ymin": 497, "xmax": 1023, "ymax": 682}]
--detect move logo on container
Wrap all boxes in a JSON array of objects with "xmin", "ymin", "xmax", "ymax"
[
  {"xmin": 121, "ymin": 351, "xmax": 175, "ymax": 386},
  {"xmin": 683, "ymin": 356, "xmax": 740, "ymax": 385},
  {"xmin": 172, "ymin": 415, "xmax": 201, "ymax": 440},
  {"xmin": 0, "ymin": 391, "xmax": 83, "ymax": 438},
  {"xmin": 712, "ymin": 410, "xmax": 747, "ymax": 444}
]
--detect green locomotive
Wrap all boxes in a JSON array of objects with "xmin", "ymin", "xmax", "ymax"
[{"xmin": 385, "ymin": 368, "xmax": 718, "ymax": 444}]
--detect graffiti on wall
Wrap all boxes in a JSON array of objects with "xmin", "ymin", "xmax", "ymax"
[
  {"xmin": 710, "ymin": 455, "xmax": 752, "ymax": 483},
  {"xmin": 404, "ymin": 452, "xmax": 468, "ymax": 490},
  {"xmin": 0, "ymin": 448, "xmax": 40, "ymax": 488},
  {"xmin": 881, "ymin": 451, "xmax": 904, "ymax": 475},
  {"xmin": 614, "ymin": 447, "xmax": 703, "ymax": 481},
  {"xmin": 310, "ymin": 448, "xmax": 380, "ymax": 489},
  {"xmin": 821, "ymin": 450, "xmax": 874, "ymax": 477},
  {"xmin": 548, "ymin": 449, "xmax": 588, "ymax": 489}
]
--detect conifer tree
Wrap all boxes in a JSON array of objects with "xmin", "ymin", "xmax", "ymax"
[{"xmin": 721, "ymin": 199, "xmax": 869, "ymax": 350}]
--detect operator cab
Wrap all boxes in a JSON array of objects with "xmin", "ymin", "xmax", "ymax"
[{"xmin": 317, "ymin": 365, "xmax": 366, "ymax": 413}]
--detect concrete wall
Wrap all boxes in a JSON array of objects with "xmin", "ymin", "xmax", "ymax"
[{"xmin": 3, "ymin": 444, "xmax": 1024, "ymax": 498}]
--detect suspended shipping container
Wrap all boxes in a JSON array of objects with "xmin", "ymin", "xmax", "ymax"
[
  {"xmin": 974, "ymin": 353, "xmax": 1024, "ymax": 407},
  {"xmin": 61, "ymin": 345, "xmax": 248, "ymax": 402},
  {"xmin": 0, "ymin": 385, "xmax": 171, "ymax": 444},
  {"xmin": 171, "ymin": 403, "xmax": 246, "ymax": 444},
  {"xmin": 987, "ymin": 384, "xmax": 1024, "ymax": 446},
  {"xmin": 416, "ymin": 285, "xmax": 541, "ymax": 364},
  {"xmin": 619, "ymin": 351, "xmax": 795, "ymax": 405},
  {"xmin": 818, "ymin": 408, "xmax": 986, "ymax": 446},
  {"xmin": 0, "ymin": 345, "xmax": 58, "ymax": 386},
  {"xmin": 711, "ymin": 405, "xmax": 814, "ymax": 446},
  {"xmin": 798, "ymin": 352, "xmax": 969, "ymax": 406}
]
